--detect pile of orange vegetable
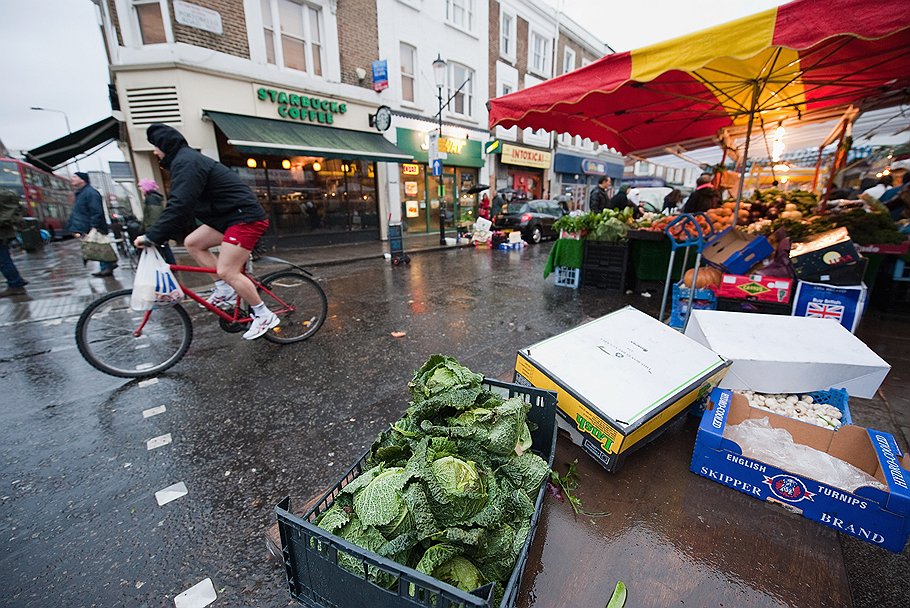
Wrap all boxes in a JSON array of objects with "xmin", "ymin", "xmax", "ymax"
[
  {"xmin": 705, "ymin": 202, "xmax": 751, "ymax": 232},
  {"xmin": 681, "ymin": 266, "xmax": 723, "ymax": 289}
]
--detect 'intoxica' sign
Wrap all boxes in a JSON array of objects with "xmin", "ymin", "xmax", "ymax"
[{"xmin": 257, "ymin": 87, "xmax": 347, "ymax": 124}]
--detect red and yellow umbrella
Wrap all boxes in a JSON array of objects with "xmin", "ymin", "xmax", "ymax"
[{"xmin": 488, "ymin": 0, "xmax": 910, "ymax": 157}]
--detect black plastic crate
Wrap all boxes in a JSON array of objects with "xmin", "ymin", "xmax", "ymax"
[
  {"xmin": 715, "ymin": 297, "xmax": 791, "ymax": 315},
  {"xmin": 275, "ymin": 378, "xmax": 558, "ymax": 608},
  {"xmin": 581, "ymin": 241, "xmax": 630, "ymax": 290}
]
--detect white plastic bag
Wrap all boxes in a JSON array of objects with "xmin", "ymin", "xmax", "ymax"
[{"xmin": 130, "ymin": 248, "xmax": 183, "ymax": 311}]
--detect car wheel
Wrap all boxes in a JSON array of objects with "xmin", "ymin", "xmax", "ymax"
[{"xmin": 529, "ymin": 225, "xmax": 542, "ymax": 244}]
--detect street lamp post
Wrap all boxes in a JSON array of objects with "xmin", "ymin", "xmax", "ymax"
[
  {"xmin": 433, "ymin": 54, "xmax": 447, "ymax": 246},
  {"xmin": 30, "ymin": 106, "xmax": 79, "ymax": 170}
]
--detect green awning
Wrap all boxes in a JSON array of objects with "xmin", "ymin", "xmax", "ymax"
[{"xmin": 204, "ymin": 110, "xmax": 412, "ymax": 163}]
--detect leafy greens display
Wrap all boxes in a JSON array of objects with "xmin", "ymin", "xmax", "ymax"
[{"xmin": 314, "ymin": 355, "xmax": 551, "ymax": 602}]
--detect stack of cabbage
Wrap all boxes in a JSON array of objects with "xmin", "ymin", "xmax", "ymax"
[{"xmin": 315, "ymin": 355, "xmax": 551, "ymax": 600}]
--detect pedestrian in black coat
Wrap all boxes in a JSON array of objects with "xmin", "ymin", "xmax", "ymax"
[{"xmin": 67, "ymin": 172, "xmax": 117, "ymax": 277}]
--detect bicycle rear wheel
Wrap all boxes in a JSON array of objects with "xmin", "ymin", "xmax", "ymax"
[
  {"xmin": 258, "ymin": 271, "xmax": 327, "ymax": 344},
  {"xmin": 75, "ymin": 288, "xmax": 193, "ymax": 378}
]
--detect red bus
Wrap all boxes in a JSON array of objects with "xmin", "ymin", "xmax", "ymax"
[{"xmin": 0, "ymin": 157, "xmax": 74, "ymax": 235}]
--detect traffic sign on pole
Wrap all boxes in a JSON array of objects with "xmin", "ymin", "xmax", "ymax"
[{"xmin": 432, "ymin": 159, "xmax": 443, "ymax": 176}]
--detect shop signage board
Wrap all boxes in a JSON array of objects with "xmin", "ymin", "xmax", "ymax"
[
  {"xmin": 256, "ymin": 86, "xmax": 348, "ymax": 124},
  {"xmin": 501, "ymin": 143, "xmax": 552, "ymax": 169},
  {"xmin": 514, "ymin": 306, "xmax": 729, "ymax": 472},
  {"xmin": 395, "ymin": 128, "xmax": 483, "ymax": 168},
  {"xmin": 684, "ymin": 310, "xmax": 890, "ymax": 398},
  {"xmin": 581, "ymin": 159, "xmax": 607, "ymax": 175},
  {"xmin": 692, "ymin": 389, "xmax": 910, "ymax": 553},
  {"xmin": 371, "ymin": 59, "xmax": 389, "ymax": 92}
]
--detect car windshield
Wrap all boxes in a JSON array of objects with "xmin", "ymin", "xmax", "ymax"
[{"xmin": 502, "ymin": 202, "xmax": 529, "ymax": 214}]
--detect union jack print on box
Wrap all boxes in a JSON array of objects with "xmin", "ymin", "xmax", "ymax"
[{"xmin": 793, "ymin": 281, "xmax": 866, "ymax": 333}]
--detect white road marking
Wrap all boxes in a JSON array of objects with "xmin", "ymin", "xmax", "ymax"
[
  {"xmin": 174, "ymin": 578, "xmax": 217, "ymax": 608},
  {"xmin": 147, "ymin": 433, "xmax": 172, "ymax": 450},
  {"xmin": 155, "ymin": 482, "xmax": 187, "ymax": 506},
  {"xmin": 135, "ymin": 343, "xmax": 150, "ymax": 350},
  {"xmin": 138, "ymin": 378, "xmax": 159, "ymax": 387},
  {"xmin": 143, "ymin": 405, "xmax": 166, "ymax": 418}
]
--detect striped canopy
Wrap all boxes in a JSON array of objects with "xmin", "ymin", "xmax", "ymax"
[{"xmin": 487, "ymin": 0, "xmax": 910, "ymax": 156}]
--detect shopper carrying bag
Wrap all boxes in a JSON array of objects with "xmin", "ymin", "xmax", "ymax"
[
  {"xmin": 130, "ymin": 247, "xmax": 183, "ymax": 311},
  {"xmin": 80, "ymin": 228, "xmax": 118, "ymax": 263}
]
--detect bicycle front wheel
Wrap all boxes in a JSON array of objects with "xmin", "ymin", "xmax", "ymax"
[
  {"xmin": 258, "ymin": 271, "xmax": 327, "ymax": 344},
  {"xmin": 75, "ymin": 289, "xmax": 193, "ymax": 378}
]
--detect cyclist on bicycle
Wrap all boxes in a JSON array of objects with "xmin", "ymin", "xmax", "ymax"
[{"xmin": 134, "ymin": 123, "xmax": 279, "ymax": 340}]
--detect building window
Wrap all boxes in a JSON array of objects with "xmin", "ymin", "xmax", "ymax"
[
  {"xmin": 133, "ymin": 0, "xmax": 167, "ymax": 44},
  {"xmin": 446, "ymin": 0, "xmax": 474, "ymax": 31},
  {"xmin": 563, "ymin": 47, "xmax": 576, "ymax": 74},
  {"xmin": 501, "ymin": 12, "xmax": 514, "ymax": 58},
  {"xmin": 530, "ymin": 32, "xmax": 550, "ymax": 75},
  {"xmin": 448, "ymin": 63, "xmax": 474, "ymax": 117},
  {"xmin": 262, "ymin": 0, "xmax": 324, "ymax": 76},
  {"xmin": 501, "ymin": 83, "xmax": 512, "ymax": 96},
  {"xmin": 400, "ymin": 42, "xmax": 416, "ymax": 103}
]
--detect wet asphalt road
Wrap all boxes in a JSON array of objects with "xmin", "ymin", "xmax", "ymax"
[{"xmin": 0, "ymin": 241, "xmax": 641, "ymax": 607}]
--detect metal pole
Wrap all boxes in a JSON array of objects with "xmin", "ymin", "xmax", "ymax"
[
  {"xmin": 731, "ymin": 83, "xmax": 760, "ymax": 227},
  {"xmin": 30, "ymin": 106, "xmax": 79, "ymax": 170},
  {"xmin": 437, "ymin": 86, "xmax": 446, "ymax": 246}
]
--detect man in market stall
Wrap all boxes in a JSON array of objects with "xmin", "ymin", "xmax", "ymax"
[
  {"xmin": 683, "ymin": 173, "xmax": 719, "ymax": 213},
  {"xmin": 588, "ymin": 176, "xmax": 611, "ymax": 213}
]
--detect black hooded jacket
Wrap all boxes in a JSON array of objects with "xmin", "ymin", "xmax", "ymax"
[{"xmin": 144, "ymin": 123, "xmax": 266, "ymax": 245}]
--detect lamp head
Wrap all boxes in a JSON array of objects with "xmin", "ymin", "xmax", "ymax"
[{"xmin": 432, "ymin": 54, "xmax": 447, "ymax": 88}]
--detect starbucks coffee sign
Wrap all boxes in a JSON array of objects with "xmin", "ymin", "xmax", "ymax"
[{"xmin": 256, "ymin": 87, "xmax": 347, "ymax": 125}]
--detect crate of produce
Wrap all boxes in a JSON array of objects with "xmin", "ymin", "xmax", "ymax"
[
  {"xmin": 725, "ymin": 387, "xmax": 851, "ymax": 426},
  {"xmin": 553, "ymin": 266, "xmax": 580, "ymax": 288},
  {"xmin": 275, "ymin": 370, "xmax": 558, "ymax": 608},
  {"xmin": 581, "ymin": 241, "xmax": 630, "ymax": 290},
  {"xmin": 669, "ymin": 283, "xmax": 716, "ymax": 329}
]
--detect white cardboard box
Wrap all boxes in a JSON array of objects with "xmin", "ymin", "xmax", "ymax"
[
  {"xmin": 515, "ymin": 306, "xmax": 729, "ymax": 471},
  {"xmin": 684, "ymin": 310, "xmax": 890, "ymax": 398}
]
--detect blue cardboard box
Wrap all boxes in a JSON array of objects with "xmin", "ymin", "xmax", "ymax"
[
  {"xmin": 792, "ymin": 281, "xmax": 867, "ymax": 333},
  {"xmin": 691, "ymin": 388, "xmax": 910, "ymax": 552},
  {"xmin": 703, "ymin": 229, "xmax": 773, "ymax": 275}
]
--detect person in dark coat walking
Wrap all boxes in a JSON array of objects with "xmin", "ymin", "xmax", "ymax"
[
  {"xmin": 67, "ymin": 172, "xmax": 116, "ymax": 277},
  {"xmin": 134, "ymin": 123, "xmax": 277, "ymax": 340},
  {"xmin": 683, "ymin": 174, "xmax": 719, "ymax": 213},
  {"xmin": 0, "ymin": 188, "xmax": 28, "ymax": 297},
  {"xmin": 588, "ymin": 176, "xmax": 611, "ymax": 212}
]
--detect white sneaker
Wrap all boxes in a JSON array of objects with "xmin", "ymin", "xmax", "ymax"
[
  {"xmin": 202, "ymin": 288, "xmax": 236, "ymax": 309},
  {"xmin": 243, "ymin": 311, "xmax": 279, "ymax": 340}
]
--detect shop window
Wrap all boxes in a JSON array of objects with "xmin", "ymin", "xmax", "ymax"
[
  {"xmin": 261, "ymin": 0, "xmax": 324, "ymax": 76},
  {"xmin": 446, "ymin": 0, "xmax": 474, "ymax": 31},
  {"xmin": 563, "ymin": 47, "xmax": 576, "ymax": 74},
  {"xmin": 447, "ymin": 62, "xmax": 474, "ymax": 117},
  {"xmin": 400, "ymin": 42, "xmax": 416, "ymax": 103},
  {"xmin": 133, "ymin": 0, "xmax": 168, "ymax": 45},
  {"xmin": 226, "ymin": 157, "xmax": 379, "ymax": 238}
]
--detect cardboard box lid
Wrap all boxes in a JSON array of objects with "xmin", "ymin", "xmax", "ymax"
[
  {"xmin": 789, "ymin": 227, "xmax": 852, "ymax": 258},
  {"xmin": 520, "ymin": 306, "xmax": 728, "ymax": 430},
  {"xmin": 685, "ymin": 310, "xmax": 890, "ymax": 397}
]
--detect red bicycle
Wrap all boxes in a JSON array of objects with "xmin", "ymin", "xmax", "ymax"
[{"xmin": 75, "ymin": 260, "xmax": 327, "ymax": 378}]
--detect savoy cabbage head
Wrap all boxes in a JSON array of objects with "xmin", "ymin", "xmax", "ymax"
[{"xmin": 314, "ymin": 355, "xmax": 551, "ymax": 602}]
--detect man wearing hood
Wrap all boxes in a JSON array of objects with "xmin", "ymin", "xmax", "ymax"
[
  {"xmin": 134, "ymin": 123, "xmax": 278, "ymax": 340},
  {"xmin": 67, "ymin": 171, "xmax": 116, "ymax": 277}
]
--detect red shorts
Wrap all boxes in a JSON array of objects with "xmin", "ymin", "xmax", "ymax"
[{"xmin": 223, "ymin": 220, "xmax": 269, "ymax": 250}]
